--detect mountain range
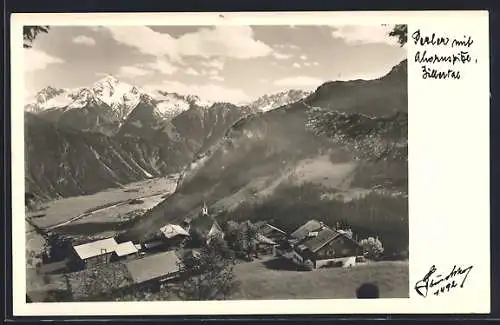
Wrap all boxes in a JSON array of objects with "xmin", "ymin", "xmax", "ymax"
[
  {"xmin": 118, "ymin": 60, "xmax": 408, "ymax": 243},
  {"xmin": 24, "ymin": 75, "xmax": 313, "ymax": 199}
]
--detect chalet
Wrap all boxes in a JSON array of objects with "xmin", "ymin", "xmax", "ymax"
[
  {"xmin": 257, "ymin": 223, "xmax": 288, "ymax": 243},
  {"xmin": 255, "ymin": 233, "xmax": 279, "ymax": 256},
  {"xmin": 290, "ymin": 224, "xmax": 362, "ymax": 269},
  {"xmin": 110, "ymin": 241, "xmax": 139, "ymax": 261},
  {"xmin": 161, "ymin": 224, "xmax": 190, "ymax": 241},
  {"xmin": 69, "ymin": 237, "xmax": 118, "ymax": 270},
  {"xmin": 141, "ymin": 224, "xmax": 190, "ymax": 252},
  {"xmin": 290, "ymin": 219, "xmax": 324, "ymax": 243},
  {"xmin": 125, "ymin": 250, "xmax": 181, "ymax": 291}
]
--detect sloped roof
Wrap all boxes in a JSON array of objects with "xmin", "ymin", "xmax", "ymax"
[
  {"xmin": 259, "ymin": 223, "xmax": 287, "ymax": 236},
  {"xmin": 160, "ymin": 224, "xmax": 190, "ymax": 239},
  {"xmin": 126, "ymin": 251, "xmax": 181, "ymax": 284},
  {"xmin": 256, "ymin": 233, "xmax": 277, "ymax": 245},
  {"xmin": 207, "ymin": 221, "xmax": 224, "ymax": 239},
  {"xmin": 302, "ymin": 227, "xmax": 340, "ymax": 253},
  {"xmin": 114, "ymin": 241, "xmax": 138, "ymax": 257},
  {"xmin": 290, "ymin": 220, "xmax": 323, "ymax": 241},
  {"xmin": 73, "ymin": 237, "xmax": 118, "ymax": 260}
]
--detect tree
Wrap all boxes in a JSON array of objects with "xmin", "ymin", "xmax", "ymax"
[
  {"xmin": 176, "ymin": 237, "xmax": 239, "ymax": 300},
  {"xmin": 226, "ymin": 221, "xmax": 258, "ymax": 261},
  {"xmin": 42, "ymin": 232, "xmax": 72, "ymax": 263},
  {"xmin": 25, "ymin": 192, "xmax": 36, "ymax": 211},
  {"xmin": 388, "ymin": 24, "xmax": 408, "ymax": 47},
  {"xmin": 23, "ymin": 26, "xmax": 50, "ymax": 48},
  {"xmin": 360, "ymin": 236, "xmax": 384, "ymax": 260}
]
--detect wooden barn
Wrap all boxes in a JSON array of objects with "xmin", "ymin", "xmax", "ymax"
[
  {"xmin": 110, "ymin": 241, "xmax": 139, "ymax": 262},
  {"xmin": 125, "ymin": 250, "xmax": 181, "ymax": 292},
  {"xmin": 68, "ymin": 237, "xmax": 118, "ymax": 270},
  {"xmin": 291, "ymin": 224, "xmax": 363, "ymax": 269}
]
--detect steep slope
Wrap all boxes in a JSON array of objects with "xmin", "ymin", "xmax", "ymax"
[
  {"xmin": 24, "ymin": 112, "xmax": 173, "ymax": 199},
  {"xmin": 119, "ymin": 59, "xmax": 408, "ymax": 243},
  {"xmin": 172, "ymin": 102, "xmax": 256, "ymax": 155},
  {"xmin": 25, "ymin": 99, "xmax": 253, "ymax": 200}
]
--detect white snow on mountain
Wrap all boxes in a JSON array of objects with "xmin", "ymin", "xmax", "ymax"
[
  {"xmin": 91, "ymin": 75, "xmax": 142, "ymax": 120},
  {"xmin": 26, "ymin": 75, "xmax": 215, "ymax": 120},
  {"xmin": 25, "ymin": 86, "xmax": 82, "ymax": 113},
  {"xmin": 249, "ymin": 89, "xmax": 312, "ymax": 112},
  {"xmin": 147, "ymin": 90, "xmax": 212, "ymax": 119}
]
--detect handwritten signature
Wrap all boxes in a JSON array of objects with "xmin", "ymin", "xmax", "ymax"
[{"xmin": 414, "ymin": 264, "xmax": 473, "ymax": 297}]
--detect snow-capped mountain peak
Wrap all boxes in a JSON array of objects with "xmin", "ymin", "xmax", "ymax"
[
  {"xmin": 91, "ymin": 75, "xmax": 142, "ymax": 119},
  {"xmin": 249, "ymin": 89, "xmax": 312, "ymax": 112},
  {"xmin": 26, "ymin": 76, "xmax": 212, "ymax": 120}
]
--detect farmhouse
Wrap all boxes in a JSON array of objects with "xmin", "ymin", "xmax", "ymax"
[
  {"xmin": 291, "ymin": 224, "xmax": 362, "ymax": 269},
  {"xmin": 257, "ymin": 223, "xmax": 288, "ymax": 243},
  {"xmin": 255, "ymin": 233, "xmax": 279, "ymax": 256},
  {"xmin": 290, "ymin": 219, "xmax": 324, "ymax": 242},
  {"xmin": 125, "ymin": 250, "xmax": 181, "ymax": 291},
  {"xmin": 141, "ymin": 224, "xmax": 190, "ymax": 252},
  {"xmin": 111, "ymin": 241, "xmax": 139, "ymax": 261},
  {"xmin": 69, "ymin": 237, "xmax": 118, "ymax": 270}
]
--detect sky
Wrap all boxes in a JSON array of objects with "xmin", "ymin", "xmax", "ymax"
[{"xmin": 24, "ymin": 25, "xmax": 406, "ymax": 104}]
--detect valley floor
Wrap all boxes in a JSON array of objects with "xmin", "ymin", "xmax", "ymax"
[{"xmin": 25, "ymin": 175, "xmax": 179, "ymax": 266}]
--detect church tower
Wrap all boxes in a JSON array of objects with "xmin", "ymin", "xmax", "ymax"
[{"xmin": 201, "ymin": 201, "xmax": 209, "ymax": 217}]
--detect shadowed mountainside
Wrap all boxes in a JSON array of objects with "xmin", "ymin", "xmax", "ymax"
[{"xmin": 119, "ymin": 60, "xmax": 408, "ymax": 243}]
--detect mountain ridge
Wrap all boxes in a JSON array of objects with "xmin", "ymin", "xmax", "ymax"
[{"xmin": 118, "ymin": 59, "xmax": 408, "ymax": 242}]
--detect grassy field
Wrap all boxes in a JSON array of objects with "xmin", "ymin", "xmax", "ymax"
[{"xmin": 231, "ymin": 258, "xmax": 409, "ymax": 300}]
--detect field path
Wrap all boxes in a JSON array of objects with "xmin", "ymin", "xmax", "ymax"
[{"xmin": 45, "ymin": 192, "xmax": 164, "ymax": 231}]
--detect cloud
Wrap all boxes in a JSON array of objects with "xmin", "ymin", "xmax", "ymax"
[
  {"xmin": 331, "ymin": 25, "xmax": 398, "ymax": 46},
  {"xmin": 300, "ymin": 55, "xmax": 307, "ymax": 61},
  {"xmin": 103, "ymin": 26, "xmax": 273, "ymax": 62},
  {"xmin": 144, "ymin": 59, "xmax": 178, "ymax": 75},
  {"xmin": 145, "ymin": 80, "xmax": 249, "ymax": 104},
  {"xmin": 208, "ymin": 69, "xmax": 219, "ymax": 76},
  {"xmin": 273, "ymin": 76, "xmax": 323, "ymax": 89},
  {"xmin": 272, "ymin": 52, "xmax": 292, "ymax": 60},
  {"xmin": 202, "ymin": 58, "xmax": 225, "ymax": 70},
  {"xmin": 118, "ymin": 65, "xmax": 151, "ymax": 77},
  {"xmin": 209, "ymin": 75, "xmax": 224, "ymax": 82},
  {"xmin": 185, "ymin": 67, "xmax": 200, "ymax": 76},
  {"xmin": 24, "ymin": 49, "xmax": 65, "ymax": 71},
  {"xmin": 275, "ymin": 44, "xmax": 300, "ymax": 50},
  {"xmin": 304, "ymin": 62, "xmax": 311, "ymax": 67},
  {"xmin": 313, "ymin": 61, "xmax": 319, "ymax": 66},
  {"xmin": 292, "ymin": 62, "xmax": 301, "ymax": 68},
  {"xmin": 72, "ymin": 35, "xmax": 96, "ymax": 46}
]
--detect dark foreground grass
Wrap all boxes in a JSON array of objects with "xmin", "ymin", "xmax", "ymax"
[{"xmin": 231, "ymin": 258, "xmax": 409, "ymax": 300}]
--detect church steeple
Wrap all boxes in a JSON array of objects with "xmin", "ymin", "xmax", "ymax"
[{"xmin": 201, "ymin": 201, "xmax": 209, "ymax": 217}]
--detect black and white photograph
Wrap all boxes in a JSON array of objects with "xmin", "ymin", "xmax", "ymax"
[{"xmin": 23, "ymin": 22, "xmax": 409, "ymax": 303}]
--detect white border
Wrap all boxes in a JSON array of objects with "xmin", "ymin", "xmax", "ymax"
[{"xmin": 11, "ymin": 11, "xmax": 490, "ymax": 316}]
